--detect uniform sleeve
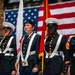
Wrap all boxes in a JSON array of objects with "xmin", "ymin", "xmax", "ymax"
[
  {"xmin": 61, "ymin": 36, "xmax": 70, "ymax": 74},
  {"xmin": 34, "ymin": 34, "xmax": 41, "ymax": 65},
  {"xmin": 69, "ymin": 37, "xmax": 75, "ymax": 58},
  {"xmin": 10, "ymin": 37, "xmax": 17, "ymax": 71}
]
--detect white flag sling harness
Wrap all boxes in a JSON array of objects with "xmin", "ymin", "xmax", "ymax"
[
  {"xmin": 45, "ymin": 35, "xmax": 63, "ymax": 58},
  {"xmin": 0, "ymin": 36, "xmax": 14, "ymax": 54},
  {"xmin": 21, "ymin": 33, "xmax": 36, "ymax": 66}
]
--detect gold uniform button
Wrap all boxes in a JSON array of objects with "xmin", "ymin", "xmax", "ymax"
[
  {"xmin": 24, "ymin": 44, "xmax": 26, "ymax": 46},
  {"xmin": 64, "ymin": 70, "xmax": 66, "ymax": 72},
  {"xmin": 23, "ymin": 48, "xmax": 25, "ymax": 49},
  {"xmin": 2, "ymin": 46, "xmax": 4, "ymax": 48},
  {"xmin": 48, "ymin": 52, "xmax": 52, "ymax": 56},
  {"xmin": 49, "ymin": 48, "xmax": 51, "ymax": 50},
  {"xmin": 49, "ymin": 45, "xmax": 51, "ymax": 47},
  {"xmin": 5, "ymin": 40, "xmax": 7, "ymax": 42},
  {"xmin": 2, "ymin": 49, "xmax": 4, "ymax": 51},
  {"xmin": 49, "ymin": 50, "xmax": 51, "ymax": 53},
  {"xmin": 50, "ymin": 42, "xmax": 52, "ymax": 44},
  {"xmin": 51, "ymin": 38, "xmax": 53, "ymax": 39},
  {"xmin": 4, "ymin": 42, "xmax": 6, "ymax": 44},
  {"xmin": 51, "ymin": 40, "xmax": 53, "ymax": 42},
  {"xmin": 53, "ymin": 35, "xmax": 55, "ymax": 37}
]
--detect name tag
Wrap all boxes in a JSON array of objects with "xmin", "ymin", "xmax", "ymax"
[{"xmin": 22, "ymin": 60, "xmax": 28, "ymax": 66}]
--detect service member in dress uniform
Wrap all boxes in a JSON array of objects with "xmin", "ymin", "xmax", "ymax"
[
  {"xmin": 44, "ymin": 18, "xmax": 70, "ymax": 75},
  {"xmin": 68, "ymin": 36, "xmax": 75, "ymax": 75},
  {"xmin": 0, "ymin": 22, "xmax": 17, "ymax": 75},
  {"xmin": 15, "ymin": 20, "xmax": 41, "ymax": 75}
]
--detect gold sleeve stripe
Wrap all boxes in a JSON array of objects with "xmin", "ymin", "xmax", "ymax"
[
  {"xmin": 65, "ymin": 60, "xmax": 70, "ymax": 64},
  {"xmin": 66, "ymin": 42, "xmax": 70, "ymax": 50}
]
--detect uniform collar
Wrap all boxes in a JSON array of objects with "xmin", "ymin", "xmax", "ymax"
[
  {"xmin": 50, "ymin": 33, "xmax": 58, "ymax": 38},
  {"xmin": 25, "ymin": 32, "xmax": 34, "ymax": 39}
]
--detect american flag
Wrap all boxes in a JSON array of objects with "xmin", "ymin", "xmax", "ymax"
[
  {"xmin": 4, "ymin": 1, "xmax": 75, "ymax": 38},
  {"xmin": 50, "ymin": 1, "xmax": 75, "ymax": 38},
  {"xmin": 4, "ymin": 6, "xmax": 39, "ymax": 35}
]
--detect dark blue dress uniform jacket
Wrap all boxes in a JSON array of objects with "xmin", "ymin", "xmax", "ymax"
[
  {"xmin": 69, "ymin": 36, "xmax": 75, "ymax": 74},
  {"xmin": 19, "ymin": 33, "xmax": 41, "ymax": 73},
  {"xmin": 44, "ymin": 35, "xmax": 70, "ymax": 73},
  {"xmin": 0, "ymin": 36, "xmax": 17, "ymax": 72}
]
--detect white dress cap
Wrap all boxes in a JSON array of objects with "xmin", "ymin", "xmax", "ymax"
[
  {"xmin": 3, "ymin": 22, "xmax": 15, "ymax": 31},
  {"xmin": 45, "ymin": 18, "xmax": 59, "ymax": 25}
]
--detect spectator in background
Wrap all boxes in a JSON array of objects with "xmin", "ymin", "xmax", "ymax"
[
  {"xmin": 15, "ymin": 20, "xmax": 41, "ymax": 75},
  {"xmin": 0, "ymin": 22, "xmax": 17, "ymax": 75},
  {"xmin": 44, "ymin": 18, "xmax": 70, "ymax": 75}
]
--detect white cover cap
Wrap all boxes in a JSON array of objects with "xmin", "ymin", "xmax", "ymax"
[
  {"xmin": 3, "ymin": 22, "xmax": 15, "ymax": 31},
  {"xmin": 45, "ymin": 18, "xmax": 59, "ymax": 25}
]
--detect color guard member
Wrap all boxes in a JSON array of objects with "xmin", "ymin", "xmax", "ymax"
[
  {"xmin": 15, "ymin": 20, "xmax": 41, "ymax": 75},
  {"xmin": 68, "ymin": 36, "xmax": 75, "ymax": 75},
  {"xmin": 44, "ymin": 18, "xmax": 70, "ymax": 75},
  {"xmin": 0, "ymin": 22, "xmax": 17, "ymax": 75}
]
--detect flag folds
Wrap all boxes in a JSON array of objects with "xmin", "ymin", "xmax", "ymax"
[
  {"xmin": 16, "ymin": 0, "xmax": 23, "ymax": 61},
  {"xmin": 5, "ymin": 1, "xmax": 75, "ymax": 39},
  {"xmin": 49, "ymin": 1, "xmax": 75, "ymax": 38}
]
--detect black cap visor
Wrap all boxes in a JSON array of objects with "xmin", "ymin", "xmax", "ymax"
[
  {"xmin": 47, "ymin": 23, "xmax": 57, "ymax": 27},
  {"xmin": 3, "ymin": 27, "xmax": 12, "ymax": 30}
]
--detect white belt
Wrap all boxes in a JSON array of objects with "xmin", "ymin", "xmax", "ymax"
[
  {"xmin": 4, "ymin": 53, "xmax": 14, "ymax": 56},
  {"xmin": 45, "ymin": 35, "xmax": 63, "ymax": 58},
  {"xmin": 73, "ymin": 53, "xmax": 75, "ymax": 57},
  {"xmin": 3, "ymin": 48, "xmax": 13, "ymax": 53},
  {"xmin": 45, "ymin": 51, "xmax": 64, "ymax": 60},
  {"xmin": 30, "ymin": 51, "xmax": 36, "ymax": 55},
  {"xmin": 45, "ymin": 52, "xmax": 59, "ymax": 58}
]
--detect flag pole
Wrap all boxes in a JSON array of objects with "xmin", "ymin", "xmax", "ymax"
[
  {"xmin": 41, "ymin": 0, "xmax": 49, "ymax": 72},
  {"xmin": 38, "ymin": 0, "xmax": 46, "ymax": 72},
  {"xmin": 45, "ymin": 0, "xmax": 50, "ymax": 36},
  {"xmin": 39, "ymin": 0, "xmax": 49, "ymax": 72}
]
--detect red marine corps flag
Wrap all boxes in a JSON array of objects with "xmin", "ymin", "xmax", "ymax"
[{"xmin": 38, "ymin": 0, "xmax": 50, "ymax": 71}]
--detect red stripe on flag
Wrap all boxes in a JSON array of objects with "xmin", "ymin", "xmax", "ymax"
[
  {"xmin": 38, "ymin": 16, "xmax": 44, "ymax": 21},
  {"xmin": 49, "ymin": 1, "xmax": 75, "ymax": 9},
  {"xmin": 58, "ymin": 23, "xmax": 75, "ymax": 30},
  {"xmin": 38, "ymin": 27, "xmax": 43, "ymax": 31},
  {"xmin": 37, "ymin": 1, "xmax": 75, "ymax": 39},
  {"xmin": 64, "ymin": 34, "xmax": 75, "ymax": 39},
  {"xmin": 51, "ymin": 12, "xmax": 75, "ymax": 19}
]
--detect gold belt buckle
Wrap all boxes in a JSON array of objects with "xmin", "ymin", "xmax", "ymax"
[{"xmin": 48, "ymin": 53, "xmax": 52, "ymax": 56}]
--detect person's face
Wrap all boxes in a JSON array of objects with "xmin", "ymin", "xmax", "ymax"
[
  {"xmin": 48, "ymin": 25, "xmax": 57, "ymax": 35},
  {"xmin": 3, "ymin": 28, "xmax": 12, "ymax": 36},
  {"xmin": 24, "ymin": 23, "xmax": 35, "ymax": 34}
]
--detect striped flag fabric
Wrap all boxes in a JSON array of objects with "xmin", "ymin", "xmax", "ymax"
[
  {"xmin": 4, "ymin": 1, "xmax": 75, "ymax": 38},
  {"xmin": 49, "ymin": 1, "xmax": 75, "ymax": 39},
  {"xmin": 37, "ymin": 1, "xmax": 75, "ymax": 39}
]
